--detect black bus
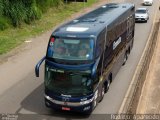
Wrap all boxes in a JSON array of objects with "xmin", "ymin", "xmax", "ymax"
[{"xmin": 35, "ymin": 3, "xmax": 135, "ymax": 113}]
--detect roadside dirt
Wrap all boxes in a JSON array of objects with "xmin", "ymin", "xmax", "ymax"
[{"xmin": 137, "ymin": 29, "xmax": 160, "ymax": 114}]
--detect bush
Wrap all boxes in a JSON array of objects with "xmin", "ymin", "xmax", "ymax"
[
  {"xmin": 24, "ymin": 6, "xmax": 42, "ymax": 24},
  {"xmin": 36, "ymin": 0, "xmax": 63, "ymax": 12},
  {"xmin": 22, "ymin": 0, "xmax": 42, "ymax": 24},
  {"xmin": 1, "ymin": 0, "xmax": 63, "ymax": 27},
  {"xmin": 2, "ymin": 0, "xmax": 42, "ymax": 26},
  {"xmin": 10, "ymin": 2, "xmax": 26, "ymax": 26},
  {"xmin": 0, "ymin": 17, "xmax": 9, "ymax": 30},
  {"xmin": 0, "ymin": 0, "xmax": 3, "ymax": 16}
]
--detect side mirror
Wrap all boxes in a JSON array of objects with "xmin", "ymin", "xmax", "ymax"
[{"xmin": 35, "ymin": 56, "xmax": 46, "ymax": 77}]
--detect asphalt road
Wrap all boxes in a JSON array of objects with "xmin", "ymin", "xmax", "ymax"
[{"xmin": 0, "ymin": 0, "xmax": 159, "ymax": 119}]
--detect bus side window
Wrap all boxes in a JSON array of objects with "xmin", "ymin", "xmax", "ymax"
[
  {"xmin": 104, "ymin": 45, "xmax": 113, "ymax": 67},
  {"xmin": 95, "ymin": 30, "xmax": 105, "ymax": 58},
  {"xmin": 122, "ymin": 20, "xmax": 127, "ymax": 34}
]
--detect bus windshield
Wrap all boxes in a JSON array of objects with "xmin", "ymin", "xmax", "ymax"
[
  {"xmin": 47, "ymin": 38, "xmax": 94, "ymax": 61},
  {"xmin": 45, "ymin": 68, "xmax": 93, "ymax": 96}
]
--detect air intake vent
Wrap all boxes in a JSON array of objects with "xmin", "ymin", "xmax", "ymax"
[
  {"xmin": 73, "ymin": 19, "xmax": 79, "ymax": 23},
  {"xmin": 108, "ymin": 3, "xmax": 118, "ymax": 8},
  {"xmin": 99, "ymin": 21, "xmax": 105, "ymax": 23},
  {"xmin": 82, "ymin": 18, "xmax": 97, "ymax": 22}
]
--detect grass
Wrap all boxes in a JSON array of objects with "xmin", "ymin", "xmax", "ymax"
[{"xmin": 0, "ymin": 0, "xmax": 99, "ymax": 55}]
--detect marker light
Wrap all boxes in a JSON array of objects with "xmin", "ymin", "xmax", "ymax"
[{"xmin": 50, "ymin": 37, "xmax": 55, "ymax": 42}]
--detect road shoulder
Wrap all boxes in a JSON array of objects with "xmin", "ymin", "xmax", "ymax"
[{"xmin": 137, "ymin": 29, "xmax": 160, "ymax": 114}]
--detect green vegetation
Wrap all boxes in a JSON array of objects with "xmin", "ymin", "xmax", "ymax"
[
  {"xmin": 0, "ymin": 0, "xmax": 99, "ymax": 55},
  {"xmin": 0, "ymin": 0, "xmax": 63, "ymax": 27}
]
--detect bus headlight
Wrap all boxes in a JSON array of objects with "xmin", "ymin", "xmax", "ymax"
[
  {"xmin": 80, "ymin": 98, "xmax": 94, "ymax": 105},
  {"xmin": 45, "ymin": 95, "xmax": 52, "ymax": 100}
]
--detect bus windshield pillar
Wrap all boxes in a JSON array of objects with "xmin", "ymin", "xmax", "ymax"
[{"xmin": 91, "ymin": 57, "xmax": 100, "ymax": 79}]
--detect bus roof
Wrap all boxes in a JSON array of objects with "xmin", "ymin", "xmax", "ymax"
[{"xmin": 52, "ymin": 3, "xmax": 134, "ymax": 38}]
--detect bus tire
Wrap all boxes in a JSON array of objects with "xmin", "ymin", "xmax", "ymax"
[
  {"xmin": 122, "ymin": 52, "xmax": 128, "ymax": 65},
  {"xmin": 105, "ymin": 80, "xmax": 110, "ymax": 93},
  {"xmin": 99, "ymin": 80, "xmax": 110, "ymax": 102},
  {"xmin": 45, "ymin": 98, "xmax": 51, "ymax": 108},
  {"xmin": 83, "ymin": 110, "xmax": 92, "ymax": 115},
  {"xmin": 128, "ymin": 47, "xmax": 131, "ymax": 54},
  {"xmin": 99, "ymin": 84, "xmax": 105, "ymax": 102}
]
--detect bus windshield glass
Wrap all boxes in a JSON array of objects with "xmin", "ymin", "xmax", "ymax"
[
  {"xmin": 47, "ymin": 38, "xmax": 94, "ymax": 61},
  {"xmin": 45, "ymin": 68, "xmax": 93, "ymax": 96}
]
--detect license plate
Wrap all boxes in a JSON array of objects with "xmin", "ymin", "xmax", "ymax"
[
  {"xmin": 138, "ymin": 19, "xmax": 141, "ymax": 20},
  {"xmin": 62, "ymin": 107, "xmax": 70, "ymax": 111}
]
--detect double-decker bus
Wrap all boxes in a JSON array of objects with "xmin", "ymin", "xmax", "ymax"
[{"xmin": 35, "ymin": 3, "xmax": 135, "ymax": 113}]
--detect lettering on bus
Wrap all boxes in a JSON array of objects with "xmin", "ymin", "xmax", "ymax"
[
  {"xmin": 49, "ymin": 68, "xmax": 64, "ymax": 73},
  {"xmin": 113, "ymin": 37, "xmax": 122, "ymax": 50}
]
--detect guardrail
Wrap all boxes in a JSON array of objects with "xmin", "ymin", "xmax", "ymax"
[{"xmin": 118, "ymin": 20, "xmax": 160, "ymax": 114}]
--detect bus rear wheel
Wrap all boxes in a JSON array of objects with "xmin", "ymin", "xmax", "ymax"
[
  {"xmin": 122, "ymin": 52, "xmax": 128, "ymax": 65},
  {"xmin": 105, "ymin": 80, "xmax": 110, "ymax": 93}
]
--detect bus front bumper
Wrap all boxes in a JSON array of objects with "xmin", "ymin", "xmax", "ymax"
[{"xmin": 45, "ymin": 95, "xmax": 94, "ymax": 113}]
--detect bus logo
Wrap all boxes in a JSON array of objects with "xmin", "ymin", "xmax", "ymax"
[
  {"xmin": 62, "ymin": 97, "xmax": 69, "ymax": 105},
  {"xmin": 113, "ymin": 37, "xmax": 122, "ymax": 50},
  {"xmin": 62, "ymin": 97, "xmax": 69, "ymax": 102},
  {"xmin": 64, "ymin": 101, "xmax": 67, "ymax": 105}
]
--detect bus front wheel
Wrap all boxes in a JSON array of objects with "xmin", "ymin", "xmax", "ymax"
[
  {"xmin": 99, "ymin": 84, "xmax": 105, "ymax": 102},
  {"xmin": 45, "ymin": 98, "xmax": 51, "ymax": 108},
  {"xmin": 99, "ymin": 81, "xmax": 110, "ymax": 102}
]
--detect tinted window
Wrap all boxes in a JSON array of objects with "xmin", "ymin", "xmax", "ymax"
[
  {"xmin": 45, "ymin": 68, "xmax": 93, "ymax": 96},
  {"xmin": 136, "ymin": 10, "xmax": 147, "ymax": 14},
  {"xmin": 47, "ymin": 38, "xmax": 94, "ymax": 61}
]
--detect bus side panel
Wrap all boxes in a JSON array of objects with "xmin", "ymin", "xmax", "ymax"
[
  {"xmin": 111, "ymin": 47, "xmax": 125, "ymax": 80},
  {"xmin": 101, "ymin": 8, "xmax": 135, "ymax": 82}
]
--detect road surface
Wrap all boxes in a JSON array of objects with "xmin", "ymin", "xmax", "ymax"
[{"xmin": 0, "ymin": 0, "xmax": 159, "ymax": 119}]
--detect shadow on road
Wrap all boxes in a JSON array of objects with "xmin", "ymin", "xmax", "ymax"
[{"xmin": 18, "ymin": 84, "xmax": 96, "ymax": 120}]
